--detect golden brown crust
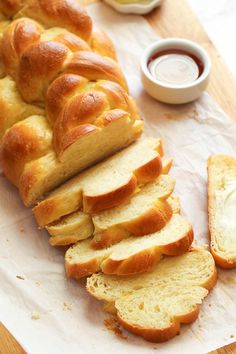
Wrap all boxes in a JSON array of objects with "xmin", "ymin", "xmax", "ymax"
[
  {"xmin": 0, "ymin": 0, "xmax": 22, "ymax": 17},
  {"xmin": 66, "ymin": 51, "xmax": 128, "ymax": 92},
  {"xmin": 18, "ymin": 41, "xmax": 69, "ymax": 102},
  {"xmin": 90, "ymin": 29, "xmax": 117, "ymax": 60},
  {"xmin": 66, "ymin": 223, "xmax": 194, "ymax": 279},
  {"xmin": 101, "ymin": 228, "xmax": 193, "ymax": 276},
  {"xmin": 91, "ymin": 201, "xmax": 173, "ymax": 249},
  {"xmin": 46, "ymin": 74, "xmax": 88, "ymax": 126},
  {"xmin": 0, "ymin": 3, "xmax": 143, "ymax": 206},
  {"xmin": 101, "ymin": 248, "xmax": 160, "ymax": 276},
  {"xmin": 0, "ymin": 116, "xmax": 52, "ymax": 186},
  {"xmin": 134, "ymin": 156, "xmax": 163, "ymax": 184},
  {"xmin": 65, "ymin": 257, "xmax": 100, "ymax": 279},
  {"xmin": 17, "ymin": 0, "xmax": 93, "ymax": 40},
  {"xmin": 210, "ymin": 245, "xmax": 236, "ymax": 269},
  {"xmin": 32, "ymin": 140, "xmax": 162, "ymax": 225},
  {"xmin": 161, "ymin": 228, "xmax": 194, "ymax": 256},
  {"xmin": 1, "ymin": 18, "xmax": 42, "ymax": 78},
  {"xmin": 124, "ymin": 201, "xmax": 173, "ymax": 236},
  {"xmin": 117, "ymin": 306, "xmax": 200, "ymax": 343},
  {"xmin": 83, "ymin": 174, "xmax": 138, "ymax": 214},
  {"xmin": 0, "ymin": 76, "xmax": 44, "ymax": 139}
]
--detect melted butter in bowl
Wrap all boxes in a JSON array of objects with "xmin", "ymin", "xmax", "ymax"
[
  {"xmin": 141, "ymin": 38, "xmax": 211, "ymax": 104},
  {"xmin": 148, "ymin": 49, "xmax": 204, "ymax": 86}
]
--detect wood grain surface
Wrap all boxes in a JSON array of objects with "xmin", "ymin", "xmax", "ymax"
[{"xmin": 1, "ymin": 0, "xmax": 236, "ymax": 353}]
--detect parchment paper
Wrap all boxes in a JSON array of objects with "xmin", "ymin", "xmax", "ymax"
[{"xmin": 1, "ymin": 3, "xmax": 236, "ymax": 353}]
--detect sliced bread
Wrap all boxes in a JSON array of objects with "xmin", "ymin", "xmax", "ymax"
[
  {"xmin": 33, "ymin": 138, "xmax": 164, "ymax": 227},
  {"xmin": 47, "ymin": 194, "xmax": 180, "ymax": 247},
  {"xmin": 208, "ymin": 155, "xmax": 236, "ymax": 268},
  {"xmin": 65, "ymin": 214, "xmax": 193, "ymax": 278},
  {"xmin": 91, "ymin": 174, "xmax": 175, "ymax": 249},
  {"xmin": 46, "ymin": 174, "xmax": 175, "ymax": 247},
  {"xmin": 87, "ymin": 248, "xmax": 217, "ymax": 342}
]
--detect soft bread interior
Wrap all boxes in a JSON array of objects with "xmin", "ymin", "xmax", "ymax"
[
  {"xmin": 86, "ymin": 248, "xmax": 216, "ymax": 342},
  {"xmin": 65, "ymin": 214, "xmax": 193, "ymax": 278},
  {"xmin": 33, "ymin": 137, "xmax": 163, "ymax": 226},
  {"xmin": 46, "ymin": 175, "xmax": 175, "ymax": 246},
  {"xmin": 208, "ymin": 155, "xmax": 236, "ymax": 267}
]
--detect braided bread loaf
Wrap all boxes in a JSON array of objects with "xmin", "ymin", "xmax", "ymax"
[
  {"xmin": 0, "ymin": 0, "xmax": 92, "ymax": 41},
  {"xmin": 0, "ymin": 1, "xmax": 143, "ymax": 206}
]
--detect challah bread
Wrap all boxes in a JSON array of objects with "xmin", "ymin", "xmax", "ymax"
[
  {"xmin": 0, "ymin": 76, "xmax": 44, "ymax": 139},
  {"xmin": 15, "ymin": 0, "xmax": 92, "ymax": 41},
  {"xmin": 47, "ymin": 195, "xmax": 179, "ymax": 247},
  {"xmin": 86, "ymin": 248, "xmax": 217, "ymax": 343},
  {"xmin": 0, "ymin": 0, "xmax": 22, "ymax": 17},
  {"xmin": 91, "ymin": 175, "xmax": 175, "ymax": 249},
  {"xmin": 65, "ymin": 214, "xmax": 194, "ymax": 278},
  {"xmin": 46, "ymin": 75, "xmax": 137, "ymax": 160},
  {"xmin": 208, "ymin": 155, "xmax": 236, "ymax": 268},
  {"xmin": 1, "ymin": 18, "xmax": 127, "ymax": 103},
  {"xmin": 1, "ymin": 112, "xmax": 142, "ymax": 206},
  {"xmin": 0, "ymin": 115, "xmax": 52, "ymax": 185},
  {"xmin": 0, "ymin": 18, "xmax": 9, "ymax": 78},
  {"xmin": 33, "ymin": 138, "xmax": 164, "ymax": 226},
  {"xmin": 47, "ymin": 211, "xmax": 94, "ymax": 246},
  {"xmin": 41, "ymin": 157, "xmax": 172, "ymax": 246},
  {"xmin": 0, "ymin": 74, "xmax": 141, "ymax": 185},
  {"xmin": 0, "ymin": 10, "xmax": 143, "ymax": 205},
  {"xmin": 46, "ymin": 175, "xmax": 175, "ymax": 246}
]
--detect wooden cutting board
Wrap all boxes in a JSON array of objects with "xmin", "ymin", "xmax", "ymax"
[{"xmin": 1, "ymin": 0, "xmax": 236, "ymax": 353}]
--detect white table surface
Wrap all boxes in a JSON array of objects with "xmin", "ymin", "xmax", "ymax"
[{"xmin": 188, "ymin": 0, "xmax": 236, "ymax": 78}]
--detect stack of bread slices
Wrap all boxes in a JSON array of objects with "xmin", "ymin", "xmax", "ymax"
[
  {"xmin": 0, "ymin": 0, "xmax": 217, "ymax": 344},
  {"xmin": 33, "ymin": 136, "xmax": 217, "ymax": 342}
]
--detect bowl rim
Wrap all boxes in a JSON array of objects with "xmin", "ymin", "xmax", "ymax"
[
  {"xmin": 141, "ymin": 38, "xmax": 211, "ymax": 90},
  {"xmin": 104, "ymin": 0, "xmax": 162, "ymax": 14}
]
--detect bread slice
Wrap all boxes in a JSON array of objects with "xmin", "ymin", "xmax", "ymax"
[
  {"xmin": 87, "ymin": 248, "xmax": 217, "ymax": 343},
  {"xmin": 46, "ymin": 175, "xmax": 175, "ymax": 247},
  {"xmin": 33, "ymin": 138, "xmax": 164, "ymax": 226},
  {"xmin": 91, "ymin": 174, "xmax": 175, "ymax": 249},
  {"xmin": 47, "ymin": 195, "xmax": 179, "ymax": 247},
  {"xmin": 208, "ymin": 155, "xmax": 236, "ymax": 268},
  {"xmin": 65, "ymin": 214, "xmax": 193, "ymax": 278},
  {"xmin": 47, "ymin": 211, "xmax": 94, "ymax": 247}
]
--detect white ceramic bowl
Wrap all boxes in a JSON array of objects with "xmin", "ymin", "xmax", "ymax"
[
  {"xmin": 103, "ymin": 0, "xmax": 162, "ymax": 15},
  {"xmin": 141, "ymin": 38, "xmax": 211, "ymax": 104}
]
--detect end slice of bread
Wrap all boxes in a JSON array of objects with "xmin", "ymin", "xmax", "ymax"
[
  {"xmin": 208, "ymin": 155, "xmax": 236, "ymax": 268},
  {"xmin": 33, "ymin": 138, "xmax": 163, "ymax": 227},
  {"xmin": 65, "ymin": 214, "xmax": 193, "ymax": 278},
  {"xmin": 87, "ymin": 248, "xmax": 217, "ymax": 343}
]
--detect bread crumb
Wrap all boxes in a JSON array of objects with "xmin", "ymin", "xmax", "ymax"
[
  {"xmin": 31, "ymin": 311, "xmax": 40, "ymax": 320},
  {"xmin": 20, "ymin": 227, "xmax": 24, "ymax": 233},
  {"xmin": 35, "ymin": 281, "xmax": 41, "ymax": 287},
  {"xmin": 16, "ymin": 275, "xmax": 25, "ymax": 280},
  {"xmin": 63, "ymin": 302, "xmax": 72, "ymax": 311},
  {"xmin": 230, "ymin": 334, "xmax": 234, "ymax": 338},
  {"xmin": 104, "ymin": 317, "xmax": 127, "ymax": 340},
  {"xmin": 209, "ymin": 304, "xmax": 212, "ymax": 307}
]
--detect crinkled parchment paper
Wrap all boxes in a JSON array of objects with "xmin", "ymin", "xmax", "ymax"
[{"xmin": 1, "ymin": 3, "xmax": 236, "ymax": 354}]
